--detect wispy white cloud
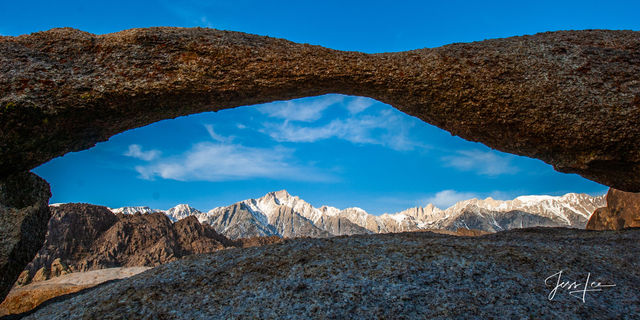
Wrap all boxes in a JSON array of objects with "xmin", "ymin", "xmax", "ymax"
[
  {"xmin": 124, "ymin": 144, "xmax": 161, "ymax": 161},
  {"xmin": 441, "ymin": 149, "xmax": 519, "ymax": 176},
  {"xmin": 422, "ymin": 189, "xmax": 517, "ymax": 209},
  {"xmin": 264, "ymin": 109, "xmax": 426, "ymax": 151},
  {"xmin": 424, "ymin": 190, "xmax": 480, "ymax": 209},
  {"xmin": 204, "ymin": 124, "xmax": 232, "ymax": 143},
  {"xmin": 258, "ymin": 95, "xmax": 344, "ymax": 122},
  {"xmin": 134, "ymin": 142, "xmax": 332, "ymax": 182},
  {"xmin": 199, "ymin": 16, "xmax": 213, "ymax": 28},
  {"xmin": 346, "ymin": 97, "xmax": 375, "ymax": 114}
]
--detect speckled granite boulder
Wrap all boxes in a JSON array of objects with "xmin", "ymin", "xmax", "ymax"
[
  {"xmin": 1, "ymin": 28, "xmax": 639, "ymax": 191},
  {"xmin": 24, "ymin": 228, "xmax": 640, "ymax": 319},
  {"xmin": 587, "ymin": 188, "xmax": 640, "ymax": 230},
  {"xmin": 0, "ymin": 172, "xmax": 51, "ymax": 302}
]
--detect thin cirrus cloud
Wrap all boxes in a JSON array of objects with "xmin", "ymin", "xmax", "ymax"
[
  {"xmin": 263, "ymin": 112, "xmax": 419, "ymax": 151},
  {"xmin": 133, "ymin": 142, "xmax": 333, "ymax": 182},
  {"xmin": 258, "ymin": 95, "xmax": 344, "ymax": 122},
  {"xmin": 124, "ymin": 144, "xmax": 161, "ymax": 161},
  {"xmin": 423, "ymin": 189, "xmax": 514, "ymax": 209},
  {"xmin": 424, "ymin": 190, "xmax": 480, "ymax": 209},
  {"xmin": 346, "ymin": 96, "xmax": 375, "ymax": 114},
  {"xmin": 441, "ymin": 149, "xmax": 519, "ymax": 176},
  {"xmin": 261, "ymin": 95, "xmax": 426, "ymax": 151},
  {"xmin": 204, "ymin": 124, "xmax": 233, "ymax": 143}
]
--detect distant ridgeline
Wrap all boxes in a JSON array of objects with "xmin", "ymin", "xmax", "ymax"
[{"xmin": 111, "ymin": 190, "xmax": 605, "ymax": 239}]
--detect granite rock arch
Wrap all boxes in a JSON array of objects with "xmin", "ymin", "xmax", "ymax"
[{"xmin": 1, "ymin": 27, "xmax": 639, "ymax": 300}]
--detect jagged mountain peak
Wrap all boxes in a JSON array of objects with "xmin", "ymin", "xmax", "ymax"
[
  {"xmin": 260, "ymin": 189, "xmax": 294, "ymax": 202},
  {"xmin": 166, "ymin": 204, "xmax": 203, "ymax": 222},
  {"xmin": 170, "ymin": 204, "xmax": 199, "ymax": 211}
]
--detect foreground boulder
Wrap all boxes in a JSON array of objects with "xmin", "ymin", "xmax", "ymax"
[
  {"xmin": 0, "ymin": 172, "xmax": 51, "ymax": 302},
  {"xmin": 587, "ymin": 188, "xmax": 640, "ymax": 230},
  {"xmin": 1, "ymin": 28, "xmax": 639, "ymax": 191},
  {"xmin": 22, "ymin": 228, "xmax": 640, "ymax": 319}
]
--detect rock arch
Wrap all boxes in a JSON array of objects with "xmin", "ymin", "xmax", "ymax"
[
  {"xmin": 1, "ymin": 27, "xmax": 639, "ymax": 300},
  {"xmin": 2, "ymin": 27, "xmax": 640, "ymax": 190}
]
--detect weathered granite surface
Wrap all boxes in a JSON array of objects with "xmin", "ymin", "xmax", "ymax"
[
  {"xmin": 0, "ymin": 172, "xmax": 51, "ymax": 302},
  {"xmin": 1, "ymin": 28, "xmax": 639, "ymax": 191},
  {"xmin": 587, "ymin": 188, "xmax": 640, "ymax": 230},
  {"xmin": 23, "ymin": 228, "xmax": 640, "ymax": 319}
]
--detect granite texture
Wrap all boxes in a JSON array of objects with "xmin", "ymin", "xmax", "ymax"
[
  {"xmin": 22, "ymin": 228, "xmax": 640, "ymax": 319},
  {"xmin": 1, "ymin": 28, "xmax": 639, "ymax": 191}
]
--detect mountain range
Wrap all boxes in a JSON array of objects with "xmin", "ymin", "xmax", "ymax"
[{"xmin": 110, "ymin": 190, "xmax": 606, "ymax": 239}]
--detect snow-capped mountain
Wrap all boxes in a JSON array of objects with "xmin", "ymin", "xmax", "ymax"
[
  {"xmin": 165, "ymin": 204, "xmax": 202, "ymax": 222},
  {"xmin": 197, "ymin": 190, "xmax": 340, "ymax": 239},
  {"xmin": 111, "ymin": 206, "xmax": 161, "ymax": 215},
  {"xmin": 110, "ymin": 190, "xmax": 606, "ymax": 239}
]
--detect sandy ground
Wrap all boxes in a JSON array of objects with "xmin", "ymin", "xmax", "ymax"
[{"xmin": 0, "ymin": 267, "xmax": 151, "ymax": 316}]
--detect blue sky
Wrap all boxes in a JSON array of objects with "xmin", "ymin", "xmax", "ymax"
[{"xmin": 4, "ymin": 1, "xmax": 637, "ymax": 213}]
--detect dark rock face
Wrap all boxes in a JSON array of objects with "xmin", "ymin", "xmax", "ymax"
[
  {"xmin": 19, "ymin": 204, "xmax": 233, "ymax": 285},
  {"xmin": 0, "ymin": 28, "xmax": 639, "ymax": 191},
  {"xmin": 26, "ymin": 203, "xmax": 119, "ymax": 276},
  {"xmin": 0, "ymin": 172, "xmax": 51, "ymax": 302},
  {"xmin": 587, "ymin": 188, "xmax": 640, "ymax": 230},
  {"xmin": 174, "ymin": 216, "xmax": 235, "ymax": 253}
]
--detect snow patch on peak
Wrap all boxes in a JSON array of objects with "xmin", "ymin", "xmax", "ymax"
[
  {"xmin": 111, "ymin": 206, "xmax": 161, "ymax": 215},
  {"xmin": 514, "ymin": 195, "xmax": 556, "ymax": 204}
]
